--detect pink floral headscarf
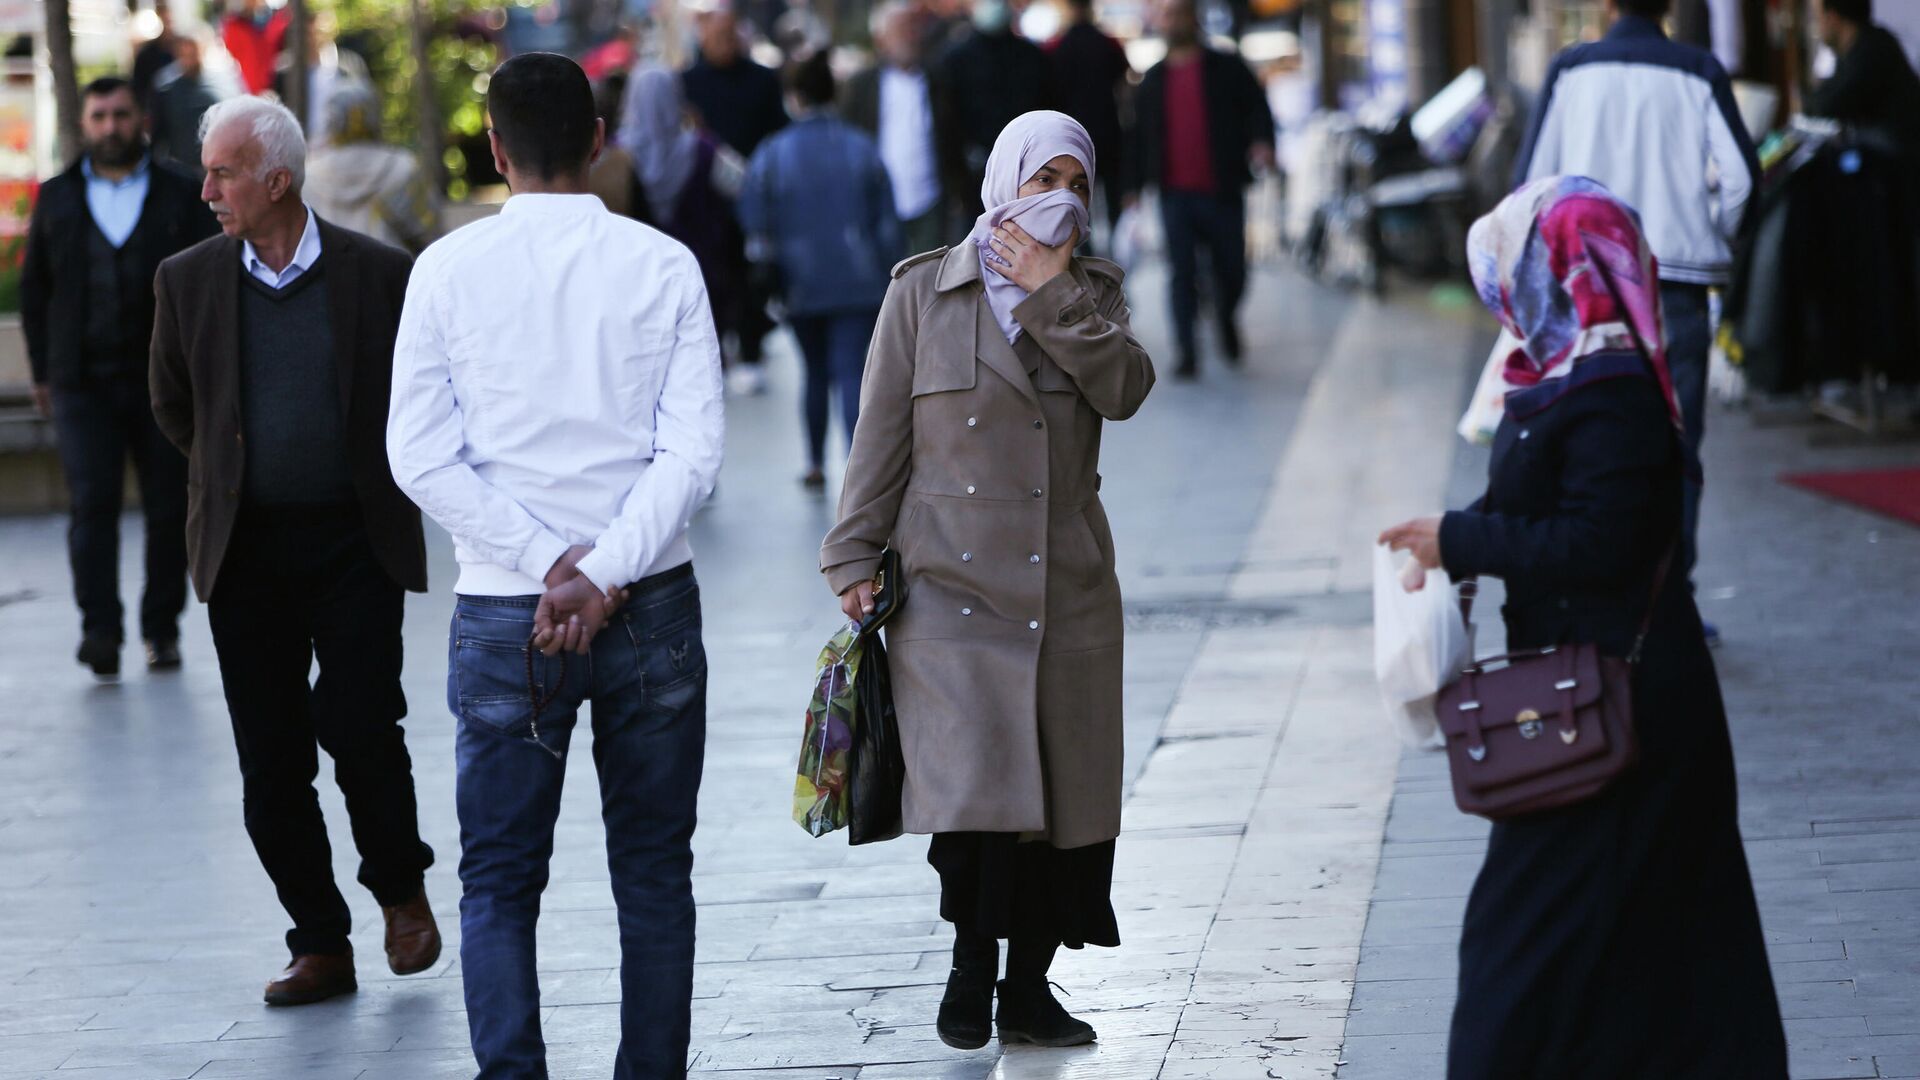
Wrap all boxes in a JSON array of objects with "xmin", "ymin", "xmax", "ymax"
[{"xmin": 1467, "ymin": 176, "xmax": 1684, "ymax": 433}]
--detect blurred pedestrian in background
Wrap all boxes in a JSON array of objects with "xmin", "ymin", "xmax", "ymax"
[
  {"xmin": 275, "ymin": 15, "xmax": 373, "ymax": 146},
  {"xmin": 683, "ymin": 1, "xmax": 786, "ymax": 393},
  {"xmin": 1044, "ymin": 0, "xmax": 1130, "ymax": 239},
  {"xmin": 150, "ymin": 96, "xmax": 439, "ymax": 1007},
  {"xmin": 1380, "ymin": 177, "xmax": 1786, "ymax": 1080},
  {"xmin": 221, "ymin": 0, "xmax": 287, "ymax": 95},
  {"xmin": 1512, "ymin": 0, "xmax": 1757, "ymax": 641},
  {"xmin": 843, "ymin": 0, "xmax": 950, "ymax": 254},
  {"xmin": 619, "ymin": 65, "xmax": 749, "ymax": 382},
  {"xmin": 589, "ymin": 72, "xmax": 638, "ymax": 217},
  {"xmin": 1130, "ymin": 0, "xmax": 1275, "ymax": 380},
  {"xmin": 305, "ymin": 85, "xmax": 440, "ymax": 252},
  {"xmin": 822, "ymin": 110, "xmax": 1153, "ymax": 1054},
  {"xmin": 21, "ymin": 76, "xmax": 215, "ymax": 679},
  {"xmin": 387, "ymin": 53, "xmax": 724, "ymax": 1079},
  {"xmin": 933, "ymin": 0, "xmax": 1050, "ymax": 218},
  {"xmin": 150, "ymin": 32, "xmax": 234, "ymax": 177},
  {"xmin": 131, "ymin": 3, "xmax": 178, "ymax": 106},
  {"xmin": 739, "ymin": 52, "xmax": 902, "ymax": 489},
  {"xmin": 1806, "ymin": 0, "xmax": 1920, "ymax": 157}
]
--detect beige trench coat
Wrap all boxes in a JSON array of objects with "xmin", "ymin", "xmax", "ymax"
[{"xmin": 819, "ymin": 245, "xmax": 1155, "ymax": 850}]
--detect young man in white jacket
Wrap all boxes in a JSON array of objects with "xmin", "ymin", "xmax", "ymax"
[{"xmin": 1514, "ymin": 0, "xmax": 1759, "ymax": 635}]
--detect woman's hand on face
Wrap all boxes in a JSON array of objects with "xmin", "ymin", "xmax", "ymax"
[
  {"xmin": 987, "ymin": 220, "xmax": 1075, "ymax": 292},
  {"xmin": 1379, "ymin": 515, "xmax": 1445, "ymax": 590},
  {"xmin": 839, "ymin": 580, "xmax": 877, "ymax": 625}
]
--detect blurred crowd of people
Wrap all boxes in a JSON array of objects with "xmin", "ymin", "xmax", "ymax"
[{"xmin": 576, "ymin": 0, "xmax": 1275, "ymax": 483}]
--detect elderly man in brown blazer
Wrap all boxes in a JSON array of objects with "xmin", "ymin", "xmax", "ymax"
[{"xmin": 149, "ymin": 95, "xmax": 436, "ymax": 1007}]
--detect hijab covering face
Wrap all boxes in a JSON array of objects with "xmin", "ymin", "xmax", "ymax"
[
  {"xmin": 1467, "ymin": 175, "xmax": 1683, "ymax": 432},
  {"xmin": 617, "ymin": 65, "xmax": 700, "ymax": 223},
  {"xmin": 966, "ymin": 110, "xmax": 1095, "ymax": 344}
]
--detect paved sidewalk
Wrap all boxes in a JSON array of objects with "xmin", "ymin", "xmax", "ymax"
[{"xmin": 1338, "ymin": 387, "xmax": 1920, "ymax": 1078}]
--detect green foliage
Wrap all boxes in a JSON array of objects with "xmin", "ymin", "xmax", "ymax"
[{"xmin": 327, "ymin": 0, "xmax": 500, "ymax": 197}]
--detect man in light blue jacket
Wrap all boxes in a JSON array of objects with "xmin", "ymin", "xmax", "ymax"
[{"xmin": 739, "ymin": 52, "xmax": 904, "ymax": 490}]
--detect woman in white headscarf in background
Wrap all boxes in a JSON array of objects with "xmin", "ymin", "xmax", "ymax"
[
  {"xmin": 303, "ymin": 85, "xmax": 439, "ymax": 252},
  {"xmin": 820, "ymin": 111, "xmax": 1155, "ymax": 1051}
]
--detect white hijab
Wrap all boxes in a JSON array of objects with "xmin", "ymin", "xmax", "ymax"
[
  {"xmin": 618, "ymin": 65, "xmax": 700, "ymax": 223},
  {"xmin": 965, "ymin": 111, "xmax": 1095, "ymax": 344}
]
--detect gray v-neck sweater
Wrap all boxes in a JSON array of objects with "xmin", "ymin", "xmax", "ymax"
[{"xmin": 238, "ymin": 262, "xmax": 356, "ymax": 506}]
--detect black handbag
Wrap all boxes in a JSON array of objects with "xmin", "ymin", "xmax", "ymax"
[{"xmin": 848, "ymin": 550, "xmax": 906, "ymax": 845}]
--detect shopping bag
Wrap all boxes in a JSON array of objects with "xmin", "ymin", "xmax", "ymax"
[
  {"xmin": 1371, "ymin": 544, "xmax": 1470, "ymax": 747},
  {"xmin": 847, "ymin": 624, "xmax": 905, "ymax": 845},
  {"xmin": 794, "ymin": 623, "xmax": 863, "ymax": 837},
  {"xmin": 1457, "ymin": 329, "xmax": 1515, "ymax": 445}
]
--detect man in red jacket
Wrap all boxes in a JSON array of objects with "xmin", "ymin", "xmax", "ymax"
[{"xmin": 221, "ymin": 0, "xmax": 288, "ymax": 95}]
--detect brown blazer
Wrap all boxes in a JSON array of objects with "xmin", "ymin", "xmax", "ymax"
[
  {"xmin": 149, "ymin": 217, "xmax": 428, "ymax": 601},
  {"xmin": 820, "ymin": 246, "xmax": 1154, "ymax": 849}
]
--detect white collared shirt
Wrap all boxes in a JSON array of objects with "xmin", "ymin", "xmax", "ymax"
[
  {"xmin": 387, "ymin": 193, "xmax": 725, "ymax": 597},
  {"xmin": 82, "ymin": 155, "xmax": 151, "ymax": 248},
  {"xmin": 242, "ymin": 207, "xmax": 323, "ymax": 288},
  {"xmin": 878, "ymin": 66, "xmax": 942, "ymax": 221}
]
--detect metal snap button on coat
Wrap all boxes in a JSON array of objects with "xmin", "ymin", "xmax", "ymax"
[
  {"xmin": 1032, "ymin": 420, "xmax": 1044, "ymax": 429},
  {"xmin": 1029, "ymin": 554, "xmax": 1040, "ymax": 563},
  {"xmin": 1519, "ymin": 429, "xmax": 1531, "ymax": 440},
  {"xmin": 1031, "ymin": 488, "xmax": 1043, "ymax": 498},
  {"xmin": 961, "ymin": 552, "xmax": 972, "ymax": 562},
  {"xmin": 1028, "ymin": 621, "xmax": 1040, "ymax": 630},
  {"xmin": 967, "ymin": 417, "xmax": 977, "ymax": 427},
  {"xmin": 962, "ymin": 607, "xmax": 973, "ymax": 616},
  {"xmin": 966, "ymin": 485, "xmax": 976, "ymax": 494}
]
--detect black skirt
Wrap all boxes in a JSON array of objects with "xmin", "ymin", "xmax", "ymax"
[{"xmin": 927, "ymin": 832, "xmax": 1121, "ymax": 949}]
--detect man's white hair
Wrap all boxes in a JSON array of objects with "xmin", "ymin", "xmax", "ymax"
[{"xmin": 199, "ymin": 96, "xmax": 307, "ymax": 191}]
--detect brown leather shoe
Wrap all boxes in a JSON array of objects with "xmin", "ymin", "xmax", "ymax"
[
  {"xmin": 263, "ymin": 952, "xmax": 356, "ymax": 1006},
  {"xmin": 382, "ymin": 889, "xmax": 442, "ymax": 975}
]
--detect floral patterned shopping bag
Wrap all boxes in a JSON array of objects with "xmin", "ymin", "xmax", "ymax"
[{"xmin": 793, "ymin": 622, "xmax": 864, "ymax": 837}]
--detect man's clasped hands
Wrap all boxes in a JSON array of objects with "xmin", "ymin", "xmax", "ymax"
[{"xmin": 532, "ymin": 545, "xmax": 631, "ymax": 657}]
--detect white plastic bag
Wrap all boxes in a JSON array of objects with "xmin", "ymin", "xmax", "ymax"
[{"xmin": 1371, "ymin": 544, "xmax": 1470, "ymax": 747}]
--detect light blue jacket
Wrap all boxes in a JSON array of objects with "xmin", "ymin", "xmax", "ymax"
[{"xmin": 739, "ymin": 112, "xmax": 903, "ymax": 317}]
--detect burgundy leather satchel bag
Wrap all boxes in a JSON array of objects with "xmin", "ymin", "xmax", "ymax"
[{"xmin": 1436, "ymin": 548, "xmax": 1671, "ymax": 820}]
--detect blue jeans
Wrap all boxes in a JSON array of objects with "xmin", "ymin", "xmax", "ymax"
[
  {"xmin": 789, "ymin": 310, "xmax": 875, "ymax": 469},
  {"xmin": 1660, "ymin": 282, "xmax": 1710, "ymax": 579},
  {"xmin": 448, "ymin": 564, "xmax": 707, "ymax": 1079}
]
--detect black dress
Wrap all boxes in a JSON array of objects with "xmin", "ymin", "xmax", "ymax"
[
  {"xmin": 1436, "ymin": 357, "xmax": 1787, "ymax": 1079},
  {"xmin": 927, "ymin": 833, "xmax": 1120, "ymax": 949}
]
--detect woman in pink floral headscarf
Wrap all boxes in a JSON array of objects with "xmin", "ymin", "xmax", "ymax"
[{"xmin": 1382, "ymin": 177, "xmax": 1785, "ymax": 1080}]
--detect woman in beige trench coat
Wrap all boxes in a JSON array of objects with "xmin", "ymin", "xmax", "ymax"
[{"xmin": 820, "ymin": 112, "xmax": 1154, "ymax": 1051}]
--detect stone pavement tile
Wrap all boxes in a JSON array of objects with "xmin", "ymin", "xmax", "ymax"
[
  {"xmin": 9, "ymin": 1060, "xmax": 215, "ymax": 1068},
  {"xmin": 1773, "ymin": 979, "xmax": 1866, "ymax": 1020},
  {"xmin": 858, "ymin": 1060, "xmax": 995, "ymax": 1080},
  {"xmin": 991, "ymin": 1033, "xmax": 1175, "ymax": 1077},
  {"xmin": 1328, "ymin": 1032, "xmax": 1446, "ymax": 1079},
  {"xmin": 1342, "ymin": 977, "xmax": 1454, "ymax": 1038}
]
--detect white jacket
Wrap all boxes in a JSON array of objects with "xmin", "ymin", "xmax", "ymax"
[{"xmin": 1516, "ymin": 15, "xmax": 1759, "ymax": 285}]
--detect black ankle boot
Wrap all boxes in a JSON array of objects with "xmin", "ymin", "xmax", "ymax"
[
  {"xmin": 995, "ymin": 976, "xmax": 1096, "ymax": 1046},
  {"xmin": 936, "ymin": 937, "xmax": 998, "ymax": 1050}
]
